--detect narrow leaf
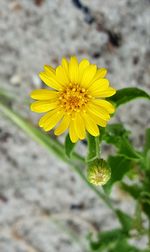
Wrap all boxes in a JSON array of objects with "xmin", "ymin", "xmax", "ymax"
[
  {"xmin": 65, "ymin": 133, "xmax": 76, "ymax": 158},
  {"xmin": 104, "ymin": 124, "xmax": 142, "ymax": 161},
  {"xmin": 86, "ymin": 133, "xmax": 100, "ymax": 163}
]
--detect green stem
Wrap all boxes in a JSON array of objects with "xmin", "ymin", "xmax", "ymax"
[
  {"xmin": 0, "ymin": 88, "xmax": 16, "ymax": 101},
  {"xmin": 0, "ymin": 104, "xmax": 118, "ymax": 220},
  {"xmin": 96, "ymin": 136, "xmax": 100, "ymax": 158},
  {"xmin": 0, "ymin": 103, "xmax": 84, "ymax": 164}
]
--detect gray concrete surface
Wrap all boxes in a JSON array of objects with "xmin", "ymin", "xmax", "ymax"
[{"xmin": 0, "ymin": 0, "xmax": 150, "ymax": 251}]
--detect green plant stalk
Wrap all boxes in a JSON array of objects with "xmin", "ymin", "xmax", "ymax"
[
  {"xmin": 85, "ymin": 132, "xmax": 117, "ymax": 211},
  {"xmin": 0, "ymin": 103, "xmax": 122, "ymax": 226},
  {"xmin": 0, "ymin": 104, "xmax": 113, "ymax": 206},
  {"xmin": 0, "ymin": 103, "xmax": 83, "ymax": 163},
  {"xmin": 0, "ymin": 88, "xmax": 16, "ymax": 101}
]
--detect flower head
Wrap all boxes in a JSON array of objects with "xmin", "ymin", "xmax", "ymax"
[
  {"xmin": 30, "ymin": 56, "xmax": 116, "ymax": 143},
  {"xmin": 87, "ymin": 159, "xmax": 111, "ymax": 186}
]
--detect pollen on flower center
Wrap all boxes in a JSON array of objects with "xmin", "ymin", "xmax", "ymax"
[{"xmin": 58, "ymin": 83, "xmax": 91, "ymax": 114}]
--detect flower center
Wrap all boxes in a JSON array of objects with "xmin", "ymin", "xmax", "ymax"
[{"xmin": 58, "ymin": 83, "xmax": 91, "ymax": 114}]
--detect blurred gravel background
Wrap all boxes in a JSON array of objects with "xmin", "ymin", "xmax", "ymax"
[{"xmin": 0, "ymin": 0, "xmax": 150, "ymax": 251}]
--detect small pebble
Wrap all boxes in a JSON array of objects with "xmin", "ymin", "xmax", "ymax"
[{"xmin": 10, "ymin": 74, "xmax": 21, "ymax": 86}]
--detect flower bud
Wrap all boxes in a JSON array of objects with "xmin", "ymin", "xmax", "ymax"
[{"xmin": 87, "ymin": 159, "xmax": 111, "ymax": 186}]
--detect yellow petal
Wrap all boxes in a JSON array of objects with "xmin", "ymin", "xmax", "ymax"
[
  {"xmin": 69, "ymin": 120, "xmax": 79, "ymax": 143},
  {"xmin": 78, "ymin": 59, "xmax": 90, "ymax": 83},
  {"xmin": 39, "ymin": 109, "xmax": 57, "ymax": 127},
  {"xmin": 91, "ymin": 68, "xmax": 107, "ymax": 83},
  {"xmin": 93, "ymin": 100, "xmax": 115, "ymax": 114},
  {"xmin": 30, "ymin": 89, "xmax": 58, "ymax": 100},
  {"xmin": 44, "ymin": 65, "xmax": 55, "ymax": 74},
  {"xmin": 56, "ymin": 65, "xmax": 69, "ymax": 86},
  {"xmin": 54, "ymin": 115, "xmax": 70, "ymax": 135},
  {"xmin": 41, "ymin": 111, "xmax": 64, "ymax": 132},
  {"xmin": 87, "ymin": 109, "xmax": 107, "ymax": 127},
  {"xmin": 81, "ymin": 64, "xmax": 97, "ymax": 88},
  {"xmin": 88, "ymin": 103, "xmax": 110, "ymax": 120},
  {"xmin": 97, "ymin": 87, "xmax": 116, "ymax": 98},
  {"xmin": 69, "ymin": 56, "xmax": 79, "ymax": 84},
  {"xmin": 30, "ymin": 100, "xmax": 57, "ymax": 113},
  {"xmin": 88, "ymin": 79, "xmax": 109, "ymax": 96},
  {"xmin": 83, "ymin": 113, "xmax": 99, "ymax": 136},
  {"xmin": 74, "ymin": 113, "xmax": 86, "ymax": 140},
  {"xmin": 39, "ymin": 72, "xmax": 62, "ymax": 90},
  {"xmin": 61, "ymin": 58, "xmax": 69, "ymax": 75}
]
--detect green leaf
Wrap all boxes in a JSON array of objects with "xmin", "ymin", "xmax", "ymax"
[
  {"xmin": 86, "ymin": 133, "xmax": 100, "ymax": 163},
  {"xmin": 65, "ymin": 134, "xmax": 76, "ymax": 158},
  {"xmin": 89, "ymin": 231, "xmax": 147, "ymax": 252},
  {"xmin": 89, "ymin": 229, "xmax": 124, "ymax": 251},
  {"xmin": 118, "ymin": 138, "xmax": 142, "ymax": 161},
  {"xmin": 116, "ymin": 210, "xmax": 133, "ymax": 234},
  {"xmin": 105, "ymin": 123, "xmax": 131, "ymax": 142},
  {"xmin": 104, "ymin": 124, "xmax": 142, "ymax": 161},
  {"xmin": 112, "ymin": 238, "xmax": 141, "ymax": 252},
  {"xmin": 108, "ymin": 87, "xmax": 150, "ymax": 108},
  {"xmin": 98, "ymin": 229, "xmax": 124, "ymax": 243},
  {"xmin": 104, "ymin": 155, "xmax": 132, "ymax": 192}
]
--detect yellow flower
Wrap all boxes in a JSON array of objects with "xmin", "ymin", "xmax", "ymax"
[{"xmin": 30, "ymin": 56, "xmax": 116, "ymax": 143}]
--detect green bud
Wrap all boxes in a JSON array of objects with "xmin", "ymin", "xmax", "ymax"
[{"xmin": 87, "ymin": 159, "xmax": 111, "ymax": 186}]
